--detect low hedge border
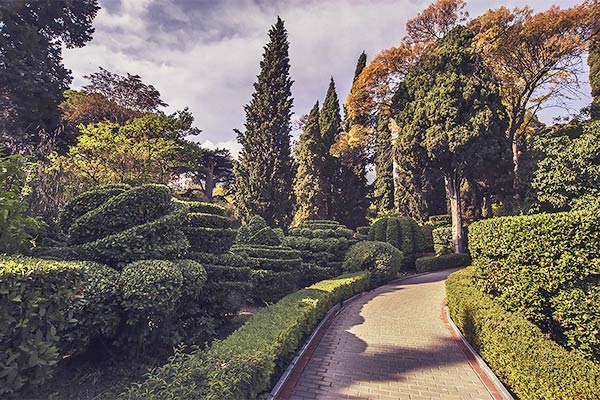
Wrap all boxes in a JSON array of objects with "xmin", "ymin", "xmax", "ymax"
[
  {"xmin": 415, "ymin": 253, "xmax": 471, "ymax": 273},
  {"xmin": 446, "ymin": 267, "xmax": 600, "ymax": 400},
  {"xmin": 125, "ymin": 271, "xmax": 371, "ymax": 399}
]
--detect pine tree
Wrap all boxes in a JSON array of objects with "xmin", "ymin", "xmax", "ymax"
[
  {"xmin": 319, "ymin": 78, "xmax": 343, "ymax": 219},
  {"xmin": 293, "ymin": 102, "xmax": 327, "ymax": 225},
  {"xmin": 234, "ymin": 17, "xmax": 295, "ymax": 228},
  {"xmin": 374, "ymin": 110, "xmax": 394, "ymax": 213}
]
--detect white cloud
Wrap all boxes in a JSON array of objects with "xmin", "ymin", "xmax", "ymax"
[{"xmin": 63, "ymin": 0, "xmax": 591, "ymax": 158}]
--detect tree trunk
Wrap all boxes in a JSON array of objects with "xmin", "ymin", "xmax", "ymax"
[
  {"xmin": 445, "ymin": 173, "xmax": 465, "ymax": 254},
  {"xmin": 481, "ymin": 191, "xmax": 492, "ymax": 219},
  {"xmin": 205, "ymin": 161, "xmax": 215, "ymax": 201}
]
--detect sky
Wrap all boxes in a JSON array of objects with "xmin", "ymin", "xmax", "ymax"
[{"xmin": 62, "ymin": 0, "xmax": 592, "ymax": 157}]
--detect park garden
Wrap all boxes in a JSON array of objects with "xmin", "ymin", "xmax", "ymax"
[{"xmin": 1, "ymin": 0, "xmax": 600, "ymax": 399}]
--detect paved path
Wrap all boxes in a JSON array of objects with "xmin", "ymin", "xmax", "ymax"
[{"xmin": 281, "ymin": 269, "xmax": 495, "ymax": 400}]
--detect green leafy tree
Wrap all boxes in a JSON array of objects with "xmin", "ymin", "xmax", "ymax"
[
  {"xmin": 531, "ymin": 120, "xmax": 600, "ymax": 211},
  {"xmin": 374, "ymin": 109, "xmax": 394, "ymax": 213},
  {"xmin": 181, "ymin": 143, "xmax": 233, "ymax": 201},
  {"xmin": 293, "ymin": 102, "xmax": 327, "ymax": 225},
  {"xmin": 398, "ymin": 26, "xmax": 508, "ymax": 252},
  {"xmin": 590, "ymin": 36, "xmax": 600, "ymax": 120},
  {"xmin": 234, "ymin": 17, "xmax": 295, "ymax": 228},
  {"xmin": 0, "ymin": 148, "xmax": 40, "ymax": 253},
  {"xmin": 0, "ymin": 0, "xmax": 99, "ymax": 154}
]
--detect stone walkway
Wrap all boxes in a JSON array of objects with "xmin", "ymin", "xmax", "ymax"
[{"xmin": 279, "ymin": 269, "xmax": 496, "ymax": 400}]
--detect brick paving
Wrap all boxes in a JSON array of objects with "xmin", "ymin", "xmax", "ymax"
[{"xmin": 281, "ymin": 269, "xmax": 494, "ymax": 400}]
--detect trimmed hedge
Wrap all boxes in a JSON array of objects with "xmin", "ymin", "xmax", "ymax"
[
  {"xmin": 68, "ymin": 184, "xmax": 172, "ymax": 245},
  {"xmin": 58, "ymin": 184, "xmax": 130, "ymax": 232},
  {"xmin": 428, "ymin": 214, "xmax": 451, "ymax": 229},
  {"xmin": 368, "ymin": 216, "xmax": 426, "ymax": 267},
  {"xmin": 178, "ymin": 200, "xmax": 235, "ymax": 254},
  {"xmin": 447, "ymin": 267, "xmax": 600, "ymax": 399},
  {"xmin": 415, "ymin": 254, "xmax": 471, "ymax": 273},
  {"xmin": 468, "ymin": 209, "xmax": 600, "ymax": 357},
  {"xmin": 125, "ymin": 272, "xmax": 371, "ymax": 399},
  {"xmin": 0, "ymin": 257, "xmax": 111, "ymax": 395},
  {"xmin": 343, "ymin": 241, "xmax": 404, "ymax": 285},
  {"xmin": 432, "ymin": 226, "xmax": 453, "ymax": 256}
]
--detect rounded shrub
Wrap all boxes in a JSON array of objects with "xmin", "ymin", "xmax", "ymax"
[
  {"xmin": 343, "ymin": 241, "xmax": 404, "ymax": 285},
  {"xmin": 368, "ymin": 216, "xmax": 426, "ymax": 266},
  {"xmin": 432, "ymin": 226, "xmax": 453, "ymax": 255},
  {"xmin": 119, "ymin": 260, "xmax": 183, "ymax": 346},
  {"xmin": 68, "ymin": 184, "xmax": 172, "ymax": 245}
]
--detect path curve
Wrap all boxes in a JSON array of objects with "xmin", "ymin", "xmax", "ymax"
[{"xmin": 279, "ymin": 269, "xmax": 496, "ymax": 400}]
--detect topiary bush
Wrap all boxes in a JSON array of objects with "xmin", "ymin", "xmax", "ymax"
[
  {"xmin": 343, "ymin": 241, "xmax": 405, "ymax": 285},
  {"xmin": 232, "ymin": 216, "xmax": 302, "ymax": 303},
  {"xmin": 469, "ymin": 209, "xmax": 600, "ymax": 360},
  {"xmin": 415, "ymin": 253, "xmax": 470, "ymax": 273},
  {"xmin": 0, "ymin": 256, "xmax": 114, "ymax": 395},
  {"xmin": 58, "ymin": 184, "xmax": 130, "ymax": 233},
  {"xmin": 178, "ymin": 200, "xmax": 236, "ymax": 254},
  {"xmin": 428, "ymin": 214, "xmax": 451, "ymax": 229},
  {"xmin": 284, "ymin": 219, "xmax": 356, "ymax": 287},
  {"xmin": 447, "ymin": 267, "xmax": 600, "ymax": 399},
  {"xmin": 432, "ymin": 226, "xmax": 453, "ymax": 255},
  {"xmin": 368, "ymin": 216, "xmax": 426, "ymax": 267},
  {"xmin": 125, "ymin": 272, "xmax": 371, "ymax": 400}
]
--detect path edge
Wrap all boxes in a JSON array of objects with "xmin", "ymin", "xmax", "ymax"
[
  {"xmin": 269, "ymin": 271, "xmax": 430, "ymax": 400},
  {"xmin": 443, "ymin": 303, "xmax": 515, "ymax": 400}
]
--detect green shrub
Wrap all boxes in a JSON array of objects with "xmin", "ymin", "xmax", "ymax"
[
  {"xmin": 182, "ymin": 226, "xmax": 236, "ymax": 253},
  {"xmin": 415, "ymin": 254, "xmax": 470, "ymax": 273},
  {"xmin": 58, "ymin": 184, "xmax": 130, "ymax": 232},
  {"xmin": 236, "ymin": 216, "xmax": 281, "ymax": 246},
  {"xmin": 68, "ymin": 184, "xmax": 172, "ymax": 245},
  {"xmin": 343, "ymin": 241, "xmax": 404, "ymax": 285},
  {"xmin": 79, "ymin": 213, "xmax": 189, "ymax": 268},
  {"xmin": 468, "ymin": 210, "xmax": 600, "ymax": 332},
  {"xmin": 428, "ymin": 214, "xmax": 451, "ymax": 229},
  {"xmin": 432, "ymin": 226, "xmax": 453, "ymax": 256},
  {"xmin": 368, "ymin": 216, "xmax": 426, "ymax": 266},
  {"xmin": 250, "ymin": 270, "xmax": 297, "ymax": 303},
  {"xmin": 0, "ymin": 257, "xmax": 98, "ymax": 394},
  {"xmin": 447, "ymin": 267, "xmax": 600, "ymax": 400},
  {"xmin": 420, "ymin": 223, "xmax": 434, "ymax": 252},
  {"xmin": 125, "ymin": 272, "xmax": 371, "ymax": 400},
  {"xmin": 176, "ymin": 200, "xmax": 227, "ymax": 216},
  {"xmin": 120, "ymin": 260, "xmax": 183, "ymax": 347}
]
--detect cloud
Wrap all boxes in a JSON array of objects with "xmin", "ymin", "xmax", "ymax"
[{"xmin": 63, "ymin": 0, "xmax": 590, "ymax": 157}]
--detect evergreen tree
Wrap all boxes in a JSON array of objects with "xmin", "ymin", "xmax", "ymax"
[
  {"xmin": 319, "ymin": 78, "xmax": 342, "ymax": 219},
  {"xmin": 589, "ymin": 36, "xmax": 600, "ymax": 120},
  {"xmin": 353, "ymin": 51, "xmax": 367, "ymax": 83},
  {"xmin": 234, "ymin": 17, "xmax": 295, "ymax": 228},
  {"xmin": 292, "ymin": 102, "xmax": 327, "ymax": 225},
  {"xmin": 373, "ymin": 109, "xmax": 394, "ymax": 213}
]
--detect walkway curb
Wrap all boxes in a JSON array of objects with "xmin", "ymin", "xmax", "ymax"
[
  {"xmin": 270, "ymin": 272, "xmax": 428, "ymax": 400},
  {"xmin": 443, "ymin": 303, "xmax": 515, "ymax": 400}
]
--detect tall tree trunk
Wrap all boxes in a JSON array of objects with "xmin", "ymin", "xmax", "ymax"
[
  {"xmin": 205, "ymin": 161, "xmax": 215, "ymax": 201},
  {"xmin": 445, "ymin": 173, "xmax": 465, "ymax": 254},
  {"xmin": 481, "ymin": 190, "xmax": 492, "ymax": 219}
]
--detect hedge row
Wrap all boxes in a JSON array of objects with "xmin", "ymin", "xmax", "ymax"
[
  {"xmin": 125, "ymin": 271, "xmax": 371, "ymax": 399},
  {"xmin": 468, "ymin": 209, "xmax": 600, "ymax": 359},
  {"xmin": 415, "ymin": 254, "xmax": 471, "ymax": 273},
  {"xmin": 446, "ymin": 268, "xmax": 600, "ymax": 400}
]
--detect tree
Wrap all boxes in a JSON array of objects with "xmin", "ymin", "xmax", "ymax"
[
  {"xmin": 0, "ymin": 0, "xmax": 99, "ymax": 154},
  {"xmin": 193, "ymin": 147, "xmax": 234, "ymax": 201},
  {"xmin": 469, "ymin": 3, "xmax": 598, "ymax": 193},
  {"xmin": 233, "ymin": 17, "xmax": 295, "ymax": 228},
  {"xmin": 590, "ymin": 35, "xmax": 600, "ymax": 120},
  {"xmin": 373, "ymin": 110, "xmax": 394, "ymax": 213},
  {"xmin": 293, "ymin": 102, "xmax": 327, "ymax": 225},
  {"xmin": 320, "ymin": 78, "xmax": 343, "ymax": 219},
  {"xmin": 398, "ymin": 26, "xmax": 508, "ymax": 253}
]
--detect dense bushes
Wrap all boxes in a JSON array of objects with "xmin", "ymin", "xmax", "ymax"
[
  {"xmin": 343, "ymin": 241, "xmax": 404, "ymax": 285},
  {"xmin": 368, "ymin": 216, "xmax": 426, "ymax": 266},
  {"xmin": 447, "ymin": 268, "xmax": 600, "ymax": 399},
  {"xmin": 232, "ymin": 216, "xmax": 302, "ymax": 303},
  {"xmin": 179, "ymin": 200, "xmax": 236, "ymax": 254},
  {"xmin": 432, "ymin": 226, "xmax": 453, "ymax": 255},
  {"xmin": 0, "ymin": 257, "xmax": 107, "ymax": 394},
  {"xmin": 469, "ymin": 209, "xmax": 600, "ymax": 360},
  {"xmin": 415, "ymin": 254, "xmax": 470, "ymax": 273},
  {"xmin": 126, "ymin": 272, "xmax": 371, "ymax": 400},
  {"xmin": 284, "ymin": 219, "xmax": 356, "ymax": 286}
]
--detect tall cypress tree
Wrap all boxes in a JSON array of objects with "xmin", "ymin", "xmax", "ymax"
[
  {"xmin": 373, "ymin": 109, "xmax": 395, "ymax": 213},
  {"xmin": 293, "ymin": 102, "xmax": 327, "ymax": 225},
  {"xmin": 234, "ymin": 17, "xmax": 295, "ymax": 228},
  {"xmin": 589, "ymin": 36, "xmax": 600, "ymax": 120},
  {"xmin": 319, "ymin": 78, "xmax": 343, "ymax": 219}
]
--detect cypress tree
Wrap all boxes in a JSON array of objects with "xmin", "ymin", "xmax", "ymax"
[
  {"xmin": 293, "ymin": 102, "xmax": 327, "ymax": 225},
  {"xmin": 374, "ymin": 109, "xmax": 395, "ymax": 213},
  {"xmin": 234, "ymin": 17, "xmax": 295, "ymax": 228},
  {"xmin": 319, "ymin": 78, "xmax": 343, "ymax": 219},
  {"xmin": 589, "ymin": 37, "xmax": 600, "ymax": 120},
  {"xmin": 353, "ymin": 51, "xmax": 367, "ymax": 83}
]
